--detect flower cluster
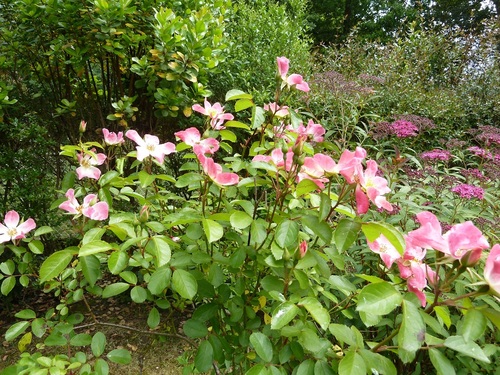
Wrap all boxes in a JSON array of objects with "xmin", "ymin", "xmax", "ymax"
[
  {"xmin": 192, "ymin": 99, "xmax": 234, "ymax": 130},
  {"xmin": 389, "ymin": 120, "xmax": 418, "ymax": 138},
  {"xmin": 451, "ymin": 184, "xmax": 485, "ymax": 200},
  {"xmin": 59, "ymin": 189, "xmax": 109, "ymax": 220},
  {"xmin": 420, "ymin": 149, "xmax": 451, "ymax": 162}
]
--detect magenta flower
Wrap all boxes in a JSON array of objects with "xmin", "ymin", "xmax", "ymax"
[
  {"xmin": 420, "ymin": 149, "xmax": 451, "ymax": 162},
  {"xmin": 174, "ymin": 127, "xmax": 219, "ymax": 155},
  {"xmin": 355, "ymin": 160, "xmax": 393, "ymax": 214},
  {"xmin": 59, "ymin": 189, "xmax": 109, "ymax": 220},
  {"xmin": 76, "ymin": 150, "xmax": 107, "ymax": 180},
  {"xmin": 367, "ymin": 235, "xmax": 402, "ymax": 268},
  {"xmin": 0, "ymin": 210, "xmax": 36, "ymax": 244},
  {"xmin": 443, "ymin": 221, "xmax": 489, "ymax": 260},
  {"xmin": 334, "ymin": 147, "xmax": 367, "ymax": 183},
  {"xmin": 451, "ymin": 184, "xmax": 484, "ymax": 200},
  {"xmin": 192, "ymin": 99, "xmax": 234, "ymax": 130},
  {"xmin": 389, "ymin": 120, "xmax": 418, "ymax": 138},
  {"xmin": 406, "ymin": 212, "xmax": 447, "ymax": 253},
  {"xmin": 296, "ymin": 120, "xmax": 325, "ymax": 143},
  {"xmin": 125, "ymin": 130, "xmax": 176, "ymax": 164},
  {"xmin": 102, "ymin": 128, "xmax": 124, "ymax": 146},
  {"xmin": 485, "ymin": 244, "xmax": 500, "ymax": 296},
  {"xmin": 276, "ymin": 56, "xmax": 310, "ymax": 93},
  {"xmin": 197, "ymin": 154, "xmax": 239, "ymax": 186}
]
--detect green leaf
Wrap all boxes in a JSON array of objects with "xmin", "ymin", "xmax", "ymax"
[
  {"xmin": 5, "ymin": 321, "xmax": 30, "ymax": 341},
  {"xmin": 92, "ymin": 332, "xmax": 106, "ymax": 357},
  {"xmin": 398, "ymin": 299, "xmax": 425, "ymax": 362},
  {"xmin": 202, "ymin": 218, "xmax": 224, "ymax": 243},
  {"xmin": 148, "ymin": 267, "xmax": 172, "ymax": 295},
  {"xmin": 334, "ymin": 219, "xmax": 362, "ymax": 253},
  {"xmin": 444, "ymin": 336, "xmax": 490, "ymax": 363},
  {"xmin": 131, "ymin": 286, "xmax": 148, "ymax": 303},
  {"xmin": 107, "ymin": 349, "xmax": 131, "ymax": 364},
  {"xmin": 17, "ymin": 332, "xmax": 32, "ymax": 353},
  {"xmin": 138, "ymin": 170, "xmax": 155, "ymax": 188},
  {"xmin": 250, "ymin": 332, "xmax": 273, "ymax": 363},
  {"xmin": 82, "ymin": 228, "xmax": 106, "ymax": 245},
  {"xmin": 220, "ymin": 129, "xmax": 237, "ymax": 142},
  {"xmin": 175, "ymin": 172, "xmax": 204, "ymax": 188},
  {"xmin": 195, "ymin": 340, "xmax": 214, "ymax": 372},
  {"xmin": 459, "ymin": 308, "xmax": 486, "ymax": 342},
  {"xmin": 329, "ymin": 324, "xmax": 357, "ymax": 347},
  {"xmin": 119, "ymin": 271, "xmax": 137, "ymax": 284},
  {"xmin": 145, "ymin": 236, "xmax": 171, "ymax": 267},
  {"xmin": 230, "ymin": 210, "xmax": 253, "ymax": 229},
  {"xmin": 80, "ymin": 255, "xmax": 101, "ymax": 287},
  {"xmin": 15, "ymin": 309, "xmax": 36, "ymax": 320},
  {"xmin": 225, "ymin": 120, "xmax": 250, "ymax": 130},
  {"xmin": 482, "ymin": 308, "xmax": 500, "ymax": 330},
  {"xmin": 31, "ymin": 318, "xmax": 46, "ymax": 338},
  {"xmin": 28, "ymin": 240, "xmax": 44, "ymax": 254},
  {"xmin": 356, "ymin": 281, "xmax": 402, "ymax": 316},
  {"xmin": 147, "ymin": 307, "xmax": 160, "ymax": 328},
  {"xmin": 39, "ymin": 250, "xmax": 74, "ymax": 282},
  {"xmin": 183, "ymin": 319, "xmax": 208, "ymax": 338},
  {"xmin": 95, "ymin": 358, "xmax": 109, "ymax": 375},
  {"xmin": 172, "ymin": 269, "xmax": 197, "ymax": 300},
  {"xmin": 235, "ymin": 98, "xmax": 254, "ymax": 112},
  {"xmin": 108, "ymin": 251, "xmax": 129, "ymax": 274},
  {"xmin": 245, "ymin": 364, "xmax": 269, "ymax": 375},
  {"xmin": 299, "ymin": 297, "xmax": 330, "ymax": 330},
  {"xmin": 99, "ymin": 170, "xmax": 120, "ymax": 186},
  {"xmin": 359, "ymin": 349, "xmax": 397, "ymax": 375},
  {"xmin": 338, "ymin": 351, "xmax": 366, "ymax": 375},
  {"xmin": 1, "ymin": 277, "xmax": 16, "ymax": 296},
  {"xmin": 361, "ymin": 222, "xmax": 405, "ymax": 255},
  {"xmin": 79, "ymin": 240, "xmax": 112, "ymax": 257},
  {"xmin": 225, "ymin": 89, "xmax": 252, "ymax": 101},
  {"xmin": 295, "ymin": 179, "xmax": 319, "ymax": 197},
  {"xmin": 429, "ymin": 348, "xmax": 456, "ymax": 375},
  {"xmin": 302, "ymin": 215, "xmax": 332, "ymax": 244},
  {"xmin": 0, "ymin": 259, "xmax": 15, "ymax": 275},
  {"xmin": 275, "ymin": 219, "xmax": 299, "ymax": 249},
  {"xmin": 102, "ymin": 283, "xmax": 130, "ymax": 298},
  {"xmin": 271, "ymin": 302, "xmax": 300, "ymax": 330},
  {"xmin": 70, "ymin": 333, "xmax": 92, "ymax": 346},
  {"xmin": 34, "ymin": 226, "xmax": 53, "ymax": 237}
]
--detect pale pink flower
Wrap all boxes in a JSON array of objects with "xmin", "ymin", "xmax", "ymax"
[
  {"xmin": 102, "ymin": 128, "xmax": 124, "ymax": 146},
  {"xmin": 296, "ymin": 120, "xmax": 325, "ymax": 143},
  {"xmin": 174, "ymin": 127, "xmax": 219, "ymax": 155},
  {"xmin": 443, "ymin": 221, "xmax": 489, "ymax": 260},
  {"xmin": 406, "ymin": 212, "xmax": 447, "ymax": 253},
  {"xmin": 76, "ymin": 150, "xmax": 107, "ymax": 180},
  {"xmin": 334, "ymin": 147, "xmax": 367, "ymax": 183},
  {"xmin": 485, "ymin": 244, "xmax": 500, "ymax": 296},
  {"xmin": 192, "ymin": 99, "xmax": 234, "ymax": 130},
  {"xmin": 59, "ymin": 189, "xmax": 109, "ymax": 220},
  {"xmin": 0, "ymin": 210, "xmax": 36, "ymax": 244},
  {"xmin": 277, "ymin": 57, "xmax": 289, "ymax": 79},
  {"xmin": 252, "ymin": 149, "xmax": 294, "ymax": 172},
  {"xmin": 125, "ymin": 130, "xmax": 175, "ymax": 164},
  {"xmin": 264, "ymin": 102, "xmax": 289, "ymax": 117},
  {"xmin": 355, "ymin": 160, "xmax": 393, "ymax": 214},
  {"xmin": 197, "ymin": 154, "xmax": 239, "ymax": 186},
  {"xmin": 276, "ymin": 56, "xmax": 310, "ymax": 93},
  {"xmin": 367, "ymin": 235, "xmax": 402, "ymax": 268}
]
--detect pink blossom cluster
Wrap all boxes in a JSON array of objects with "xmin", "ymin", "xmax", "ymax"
[
  {"xmin": 59, "ymin": 189, "xmax": 109, "ymax": 220},
  {"xmin": 192, "ymin": 99, "xmax": 234, "ymax": 130},
  {"xmin": 451, "ymin": 184, "xmax": 484, "ymax": 200},
  {"xmin": 273, "ymin": 119, "xmax": 325, "ymax": 145},
  {"xmin": 467, "ymin": 146, "xmax": 500, "ymax": 162},
  {"xmin": 0, "ymin": 210, "xmax": 36, "ymax": 244},
  {"xmin": 389, "ymin": 120, "xmax": 418, "ymax": 138},
  {"xmin": 175, "ymin": 126, "xmax": 239, "ymax": 186},
  {"xmin": 368, "ymin": 211, "xmax": 494, "ymax": 306},
  {"xmin": 420, "ymin": 149, "xmax": 451, "ymax": 162}
]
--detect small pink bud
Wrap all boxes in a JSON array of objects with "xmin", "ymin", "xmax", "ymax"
[
  {"xmin": 139, "ymin": 205, "xmax": 150, "ymax": 223},
  {"xmin": 299, "ymin": 240, "xmax": 308, "ymax": 258},
  {"xmin": 79, "ymin": 120, "xmax": 87, "ymax": 133}
]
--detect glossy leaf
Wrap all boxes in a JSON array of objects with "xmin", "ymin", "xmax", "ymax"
[
  {"xmin": 271, "ymin": 302, "xmax": 299, "ymax": 330},
  {"xmin": 398, "ymin": 299, "xmax": 425, "ymax": 362},
  {"xmin": 202, "ymin": 218, "xmax": 224, "ymax": 244},
  {"xmin": 79, "ymin": 240, "xmax": 112, "ymax": 257},
  {"xmin": 361, "ymin": 222, "xmax": 405, "ymax": 255},
  {"xmin": 299, "ymin": 297, "xmax": 330, "ymax": 330},
  {"xmin": 172, "ymin": 269, "xmax": 197, "ymax": 300},
  {"xmin": 356, "ymin": 281, "xmax": 402, "ymax": 316},
  {"xmin": 339, "ymin": 351, "xmax": 366, "ymax": 375},
  {"xmin": 102, "ymin": 283, "xmax": 130, "ymax": 298},
  {"xmin": 195, "ymin": 340, "xmax": 214, "ymax": 372},
  {"xmin": 429, "ymin": 348, "xmax": 456, "ymax": 375},
  {"xmin": 275, "ymin": 219, "xmax": 299, "ymax": 249},
  {"xmin": 5, "ymin": 321, "xmax": 30, "ymax": 342},
  {"xmin": 334, "ymin": 219, "xmax": 361, "ymax": 253},
  {"xmin": 92, "ymin": 332, "xmax": 106, "ymax": 357},
  {"xmin": 39, "ymin": 250, "xmax": 74, "ymax": 282},
  {"xmin": 444, "ymin": 336, "xmax": 490, "ymax": 363},
  {"xmin": 80, "ymin": 255, "xmax": 101, "ymax": 287},
  {"xmin": 250, "ymin": 332, "xmax": 273, "ymax": 363}
]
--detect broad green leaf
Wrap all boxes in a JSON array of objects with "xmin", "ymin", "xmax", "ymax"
[
  {"xmin": 338, "ymin": 351, "xmax": 366, "ymax": 375},
  {"xmin": 34, "ymin": 226, "xmax": 53, "ymax": 237},
  {"xmin": 99, "ymin": 170, "xmax": 120, "ymax": 186},
  {"xmin": 482, "ymin": 308, "xmax": 500, "ymax": 330},
  {"xmin": 31, "ymin": 318, "xmax": 46, "ymax": 338},
  {"xmin": 220, "ymin": 129, "xmax": 237, "ymax": 142},
  {"xmin": 1, "ymin": 277, "xmax": 16, "ymax": 296},
  {"xmin": 5, "ymin": 321, "xmax": 30, "ymax": 342},
  {"xmin": 28, "ymin": 240, "xmax": 44, "ymax": 254},
  {"xmin": 107, "ymin": 349, "xmax": 131, "ymax": 364},
  {"xmin": 429, "ymin": 348, "xmax": 456, "ymax": 375},
  {"xmin": 434, "ymin": 306, "xmax": 452, "ymax": 329},
  {"xmin": 148, "ymin": 267, "xmax": 172, "ymax": 295},
  {"xmin": 225, "ymin": 89, "xmax": 252, "ymax": 101},
  {"xmin": 145, "ymin": 236, "xmax": 171, "ymax": 267},
  {"xmin": 329, "ymin": 324, "xmax": 357, "ymax": 347},
  {"xmin": 172, "ymin": 269, "xmax": 197, "ymax": 300},
  {"xmin": 92, "ymin": 332, "xmax": 106, "ymax": 357},
  {"xmin": 334, "ymin": 219, "xmax": 362, "ymax": 253},
  {"xmin": 102, "ymin": 283, "xmax": 130, "ymax": 298},
  {"xmin": 131, "ymin": 286, "xmax": 148, "ymax": 303},
  {"xmin": 271, "ymin": 302, "xmax": 299, "ymax": 330},
  {"xmin": 202, "ymin": 218, "xmax": 224, "ymax": 243},
  {"xmin": 70, "ymin": 333, "xmax": 92, "ymax": 346},
  {"xmin": 108, "ymin": 251, "xmax": 129, "ymax": 274},
  {"xmin": 444, "ymin": 336, "xmax": 490, "ymax": 363},
  {"xmin": 175, "ymin": 172, "xmax": 204, "ymax": 188},
  {"xmin": 79, "ymin": 240, "xmax": 112, "ymax": 257},
  {"xmin": 318, "ymin": 193, "xmax": 331, "ymax": 222},
  {"xmin": 356, "ymin": 281, "xmax": 402, "ymax": 315},
  {"xmin": 0, "ymin": 259, "xmax": 15, "ymax": 275},
  {"xmin": 195, "ymin": 340, "xmax": 214, "ymax": 372},
  {"xmin": 245, "ymin": 364, "xmax": 269, "ymax": 375},
  {"xmin": 302, "ymin": 215, "xmax": 332, "ymax": 245},
  {"xmin": 459, "ymin": 308, "xmax": 486, "ymax": 342},
  {"xmin": 17, "ymin": 332, "xmax": 32, "ymax": 353},
  {"xmin": 183, "ymin": 319, "xmax": 208, "ymax": 338},
  {"xmin": 82, "ymin": 228, "xmax": 106, "ymax": 245},
  {"xmin": 39, "ymin": 250, "xmax": 74, "ymax": 282},
  {"xmin": 138, "ymin": 170, "xmax": 155, "ymax": 188},
  {"xmin": 361, "ymin": 222, "xmax": 405, "ymax": 255},
  {"xmin": 235, "ymin": 98, "xmax": 254, "ymax": 112},
  {"xmin": 359, "ymin": 349, "xmax": 397, "ymax": 375},
  {"xmin": 296, "ymin": 179, "xmax": 319, "ymax": 197},
  {"xmin": 15, "ymin": 309, "xmax": 36, "ymax": 320},
  {"xmin": 147, "ymin": 307, "xmax": 160, "ymax": 328},
  {"xmin": 295, "ymin": 359, "xmax": 315, "ymax": 375},
  {"xmin": 275, "ymin": 220, "xmax": 299, "ymax": 249},
  {"xmin": 225, "ymin": 120, "xmax": 251, "ymax": 130},
  {"xmin": 95, "ymin": 358, "xmax": 109, "ymax": 375},
  {"xmin": 80, "ymin": 255, "xmax": 101, "ymax": 287},
  {"xmin": 119, "ymin": 271, "xmax": 137, "ymax": 284},
  {"xmin": 230, "ymin": 210, "xmax": 253, "ymax": 229},
  {"xmin": 299, "ymin": 297, "xmax": 330, "ymax": 330},
  {"xmin": 314, "ymin": 360, "xmax": 335, "ymax": 375},
  {"xmin": 251, "ymin": 106, "xmax": 266, "ymax": 129},
  {"xmin": 250, "ymin": 332, "xmax": 273, "ymax": 363},
  {"xmin": 398, "ymin": 299, "xmax": 425, "ymax": 362}
]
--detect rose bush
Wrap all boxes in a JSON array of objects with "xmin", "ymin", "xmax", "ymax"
[{"xmin": 1, "ymin": 57, "xmax": 499, "ymax": 375}]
